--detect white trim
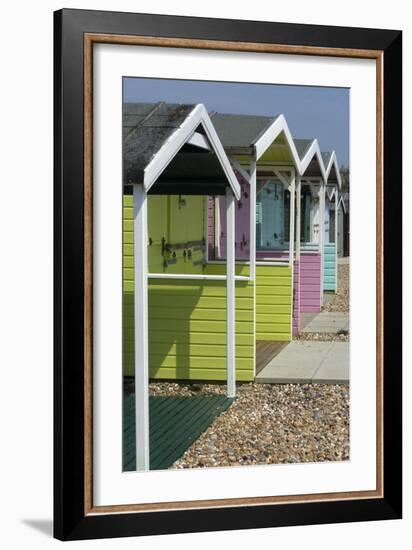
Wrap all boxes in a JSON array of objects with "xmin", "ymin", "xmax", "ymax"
[
  {"xmin": 296, "ymin": 174, "xmax": 302, "ymax": 262},
  {"xmin": 199, "ymin": 106, "xmax": 241, "ymax": 200},
  {"xmin": 144, "ymin": 104, "xmax": 203, "ymax": 191},
  {"xmin": 339, "ymin": 195, "xmax": 348, "ymax": 214},
  {"xmin": 324, "ymin": 151, "xmax": 343, "ymax": 189},
  {"xmin": 249, "ymin": 160, "xmax": 256, "ymax": 282},
  {"xmin": 326, "ymin": 186, "xmax": 336, "ymax": 201},
  {"xmin": 133, "ymin": 184, "xmax": 149, "ymax": 472},
  {"xmin": 288, "ymin": 171, "xmax": 296, "ymax": 338},
  {"xmin": 274, "ymin": 169, "xmax": 290, "ymax": 188},
  {"xmin": 335, "ymin": 189, "xmax": 339, "ymax": 291},
  {"xmin": 226, "ymin": 187, "xmax": 236, "ymax": 398},
  {"xmin": 214, "ymin": 196, "xmax": 221, "ymax": 258},
  {"xmin": 208, "ymin": 260, "xmax": 249, "ymax": 265},
  {"xmin": 230, "ymin": 158, "xmax": 251, "ymax": 184},
  {"xmin": 319, "ymin": 181, "xmax": 325, "ymax": 302},
  {"xmin": 148, "ymin": 273, "xmax": 249, "ymax": 281},
  {"xmin": 249, "ymin": 158, "xmax": 257, "ymax": 379},
  {"xmin": 288, "ymin": 171, "xmax": 296, "ymax": 268},
  {"xmin": 300, "ymin": 139, "xmax": 327, "ymax": 182},
  {"xmin": 204, "ymin": 196, "xmax": 209, "ymax": 263},
  {"xmin": 254, "ymin": 114, "xmax": 301, "ymax": 168},
  {"xmin": 295, "ymin": 174, "xmax": 301, "ymax": 334},
  {"xmin": 187, "ymin": 131, "xmax": 211, "ymax": 150},
  {"xmin": 143, "ymin": 103, "xmax": 241, "ymax": 200},
  {"xmin": 256, "ymin": 179, "xmax": 271, "ymax": 196}
]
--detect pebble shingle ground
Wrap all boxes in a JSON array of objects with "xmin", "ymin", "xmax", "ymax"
[{"xmin": 142, "ymin": 262, "xmax": 350, "ymax": 470}]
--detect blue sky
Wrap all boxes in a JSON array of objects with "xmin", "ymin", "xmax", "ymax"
[{"xmin": 124, "ymin": 77, "xmax": 349, "ymax": 168}]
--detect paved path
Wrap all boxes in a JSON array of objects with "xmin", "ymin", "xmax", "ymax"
[
  {"xmin": 256, "ymin": 340, "xmax": 349, "ymax": 384},
  {"xmin": 301, "ymin": 311, "xmax": 349, "ymax": 334}
]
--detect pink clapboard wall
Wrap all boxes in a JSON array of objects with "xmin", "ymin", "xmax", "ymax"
[
  {"xmin": 299, "ymin": 252, "xmax": 322, "ymax": 313},
  {"xmin": 211, "ymin": 171, "xmax": 251, "ymax": 260}
]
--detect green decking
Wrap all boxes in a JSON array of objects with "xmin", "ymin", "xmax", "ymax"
[
  {"xmin": 123, "ymin": 393, "xmax": 233, "ymax": 470},
  {"xmin": 324, "ymin": 243, "xmax": 337, "ymax": 292},
  {"xmin": 124, "ymin": 194, "xmax": 293, "ymax": 382},
  {"xmin": 256, "ymin": 264, "xmax": 293, "ymax": 341}
]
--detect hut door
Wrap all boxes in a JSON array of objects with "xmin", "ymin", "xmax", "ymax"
[
  {"xmin": 337, "ymin": 208, "xmax": 344, "ymax": 257},
  {"xmin": 256, "ymin": 181, "xmax": 284, "ymax": 249}
]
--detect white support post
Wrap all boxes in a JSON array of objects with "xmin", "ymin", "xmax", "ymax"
[
  {"xmin": 214, "ymin": 196, "xmax": 221, "ymax": 259},
  {"xmin": 319, "ymin": 179, "xmax": 325, "ymax": 301},
  {"xmin": 204, "ymin": 196, "xmax": 209, "ymax": 261},
  {"xmin": 249, "ymin": 159, "xmax": 257, "ymax": 378},
  {"xmin": 335, "ymin": 186, "xmax": 339, "ymax": 291},
  {"xmin": 133, "ymin": 183, "xmax": 150, "ymax": 471},
  {"xmin": 226, "ymin": 187, "xmax": 236, "ymax": 398},
  {"xmin": 288, "ymin": 171, "xmax": 296, "ymax": 338},
  {"xmin": 249, "ymin": 160, "xmax": 256, "ymax": 281},
  {"xmin": 288, "ymin": 171, "xmax": 296, "ymax": 267},
  {"xmin": 296, "ymin": 175, "xmax": 301, "ymax": 263}
]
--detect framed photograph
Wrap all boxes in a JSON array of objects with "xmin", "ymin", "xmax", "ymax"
[{"xmin": 54, "ymin": 8, "xmax": 402, "ymax": 541}]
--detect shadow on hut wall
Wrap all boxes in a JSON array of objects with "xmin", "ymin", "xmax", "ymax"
[{"xmin": 123, "ymin": 285, "xmax": 203, "ymax": 385}]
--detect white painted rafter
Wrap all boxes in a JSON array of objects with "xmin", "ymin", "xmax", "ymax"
[
  {"xmin": 143, "ymin": 104, "xmax": 241, "ymax": 200},
  {"xmin": 187, "ymin": 131, "xmax": 211, "ymax": 150},
  {"xmin": 324, "ymin": 150, "xmax": 342, "ymax": 189}
]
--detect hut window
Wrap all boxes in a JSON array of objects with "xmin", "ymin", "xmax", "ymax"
[
  {"xmin": 256, "ymin": 180, "xmax": 285, "ymax": 249},
  {"xmin": 302, "ymin": 191, "xmax": 314, "ymax": 243},
  {"xmin": 329, "ymin": 208, "xmax": 336, "ymax": 243}
]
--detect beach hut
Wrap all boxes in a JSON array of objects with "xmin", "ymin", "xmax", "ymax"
[
  {"xmin": 330, "ymin": 192, "xmax": 349, "ymax": 258},
  {"xmin": 293, "ymin": 139, "xmax": 327, "ymax": 323},
  {"xmin": 208, "ymin": 112, "xmax": 302, "ymax": 368},
  {"xmin": 322, "ymin": 152, "xmax": 342, "ymax": 293},
  {"xmin": 209, "ymin": 128, "xmax": 328, "ymax": 336},
  {"xmin": 123, "ymin": 101, "xmax": 241, "ymax": 469}
]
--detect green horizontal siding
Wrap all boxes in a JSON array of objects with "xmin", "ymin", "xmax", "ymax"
[
  {"xmin": 324, "ymin": 243, "xmax": 337, "ymax": 292},
  {"xmin": 256, "ymin": 264, "xmax": 292, "ymax": 341},
  {"xmin": 124, "ymin": 194, "xmax": 205, "ymax": 274},
  {"xmin": 123, "ymin": 195, "xmax": 255, "ymax": 382}
]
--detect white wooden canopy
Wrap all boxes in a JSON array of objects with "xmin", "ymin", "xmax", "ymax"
[
  {"xmin": 126, "ymin": 102, "xmax": 241, "ymax": 471},
  {"xmin": 324, "ymin": 150, "xmax": 343, "ymax": 189},
  {"xmin": 124, "ymin": 102, "xmax": 241, "ymax": 199},
  {"xmin": 143, "ymin": 104, "xmax": 241, "ymax": 198}
]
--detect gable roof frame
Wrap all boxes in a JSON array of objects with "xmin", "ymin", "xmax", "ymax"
[
  {"xmin": 339, "ymin": 194, "xmax": 347, "ymax": 214},
  {"xmin": 229, "ymin": 157, "xmax": 251, "ymax": 184},
  {"xmin": 143, "ymin": 103, "xmax": 241, "ymax": 200},
  {"xmin": 326, "ymin": 186, "xmax": 336, "ymax": 201},
  {"xmin": 299, "ymin": 139, "xmax": 328, "ymax": 182},
  {"xmin": 254, "ymin": 114, "xmax": 301, "ymax": 169},
  {"xmin": 323, "ymin": 150, "xmax": 342, "ymax": 189}
]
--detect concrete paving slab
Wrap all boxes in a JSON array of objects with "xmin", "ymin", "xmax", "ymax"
[
  {"xmin": 300, "ymin": 312, "xmax": 318, "ymax": 330},
  {"xmin": 256, "ymin": 340, "xmax": 349, "ymax": 385},
  {"xmin": 301, "ymin": 311, "xmax": 349, "ymax": 334},
  {"xmin": 257, "ymin": 364, "xmax": 319, "ymax": 384},
  {"xmin": 312, "ymin": 342, "xmax": 349, "ymax": 384}
]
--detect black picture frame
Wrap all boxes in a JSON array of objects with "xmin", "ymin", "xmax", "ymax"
[{"xmin": 54, "ymin": 8, "xmax": 402, "ymax": 541}]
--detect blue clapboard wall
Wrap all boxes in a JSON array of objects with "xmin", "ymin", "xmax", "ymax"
[{"xmin": 323, "ymin": 243, "xmax": 337, "ymax": 292}]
